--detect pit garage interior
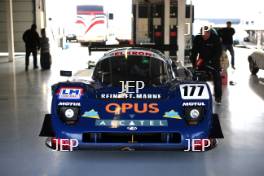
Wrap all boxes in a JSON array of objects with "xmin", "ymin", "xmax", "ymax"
[{"xmin": 1, "ymin": 0, "xmax": 264, "ymax": 175}]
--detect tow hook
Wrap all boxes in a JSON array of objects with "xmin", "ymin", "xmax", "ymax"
[{"xmin": 121, "ymin": 147, "xmax": 135, "ymax": 151}]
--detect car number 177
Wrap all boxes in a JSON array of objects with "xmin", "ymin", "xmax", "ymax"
[{"xmin": 179, "ymin": 84, "xmax": 209, "ymax": 100}]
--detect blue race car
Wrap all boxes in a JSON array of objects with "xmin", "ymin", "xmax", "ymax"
[{"xmin": 39, "ymin": 47, "xmax": 223, "ymax": 151}]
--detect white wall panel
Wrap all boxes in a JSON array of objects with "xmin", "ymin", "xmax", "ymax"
[{"xmin": 0, "ymin": 0, "xmax": 34, "ymax": 52}]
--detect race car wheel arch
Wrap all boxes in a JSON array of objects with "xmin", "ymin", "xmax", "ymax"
[
  {"xmin": 209, "ymin": 114, "xmax": 224, "ymax": 139},
  {"xmin": 248, "ymin": 56, "xmax": 259, "ymax": 75},
  {"xmin": 39, "ymin": 114, "xmax": 55, "ymax": 137}
]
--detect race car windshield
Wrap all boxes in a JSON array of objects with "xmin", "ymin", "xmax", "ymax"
[{"xmin": 93, "ymin": 55, "xmax": 168, "ymax": 86}]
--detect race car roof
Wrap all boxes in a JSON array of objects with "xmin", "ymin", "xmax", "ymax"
[{"xmin": 99, "ymin": 47, "xmax": 169, "ymax": 62}]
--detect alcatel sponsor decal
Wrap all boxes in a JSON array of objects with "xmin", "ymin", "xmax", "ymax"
[
  {"xmin": 95, "ymin": 120, "xmax": 168, "ymax": 127},
  {"xmin": 105, "ymin": 103, "xmax": 159, "ymax": 114},
  {"xmin": 58, "ymin": 88, "xmax": 83, "ymax": 99},
  {"xmin": 100, "ymin": 81, "xmax": 161, "ymax": 99}
]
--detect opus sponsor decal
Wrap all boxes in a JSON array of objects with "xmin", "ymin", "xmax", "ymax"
[
  {"xmin": 103, "ymin": 81, "xmax": 160, "ymax": 114},
  {"xmin": 58, "ymin": 87, "xmax": 83, "ymax": 100},
  {"xmin": 105, "ymin": 103, "xmax": 159, "ymax": 114}
]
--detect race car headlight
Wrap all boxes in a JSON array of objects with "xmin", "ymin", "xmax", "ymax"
[
  {"xmin": 58, "ymin": 107, "xmax": 80, "ymax": 124},
  {"xmin": 65, "ymin": 109, "xmax": 75, "ymax": 119},
  {"xmin": 184, "ymin": 107, "xmax": 204, "ymax": 125},
  {"xmin": 190, "ymin": 109, "xmax": 200, "ymax": 119}
]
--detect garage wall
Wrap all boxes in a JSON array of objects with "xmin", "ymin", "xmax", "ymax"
[
  {"xmin": 0, "ymin": 1, "xmax": 7, "ymax": 52},
  {"xmin": 0, "ymin": 0, "xmax": 35, "ymax": 52}
]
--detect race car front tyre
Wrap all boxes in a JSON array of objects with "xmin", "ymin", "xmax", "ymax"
[
  {"xmin": 248, "ymin": 57, "xmax": 259, "ymax": 75},
  {"xmin": 39, "ymin": 114, "xmax": 55, "ymax": 137}
]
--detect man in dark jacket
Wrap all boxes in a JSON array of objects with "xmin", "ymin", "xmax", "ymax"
[
  {"xmin": 23, "ymin": 24, "xmax": 40, "ymax": 71},
  {"xmin": 220, "ymin": 21, "xmax": 235, "ymax": 69},
  {"xmin": 191, "ymin": 26, "xmax": 223, "ymax": 104}
]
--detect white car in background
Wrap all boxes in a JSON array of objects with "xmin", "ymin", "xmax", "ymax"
[
  {"xmin": 248, "ymin": 50, "xmax": 264, "ymax": 75},
  {"xmin": 233, "ymin": 29, "xmax": 249, "ymax": 45}
]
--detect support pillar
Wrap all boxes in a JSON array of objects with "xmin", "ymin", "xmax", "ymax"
[
  {"xmin": 177, "ymin": 0, "xmax": 186, "ymax": 64},
  {"xmin": 6, "ymin": 0, "xmax": 15, "ymax": 62},
  {"xmin": 164, "ymin": 0, "xmax": 170, "ymax": 56}
]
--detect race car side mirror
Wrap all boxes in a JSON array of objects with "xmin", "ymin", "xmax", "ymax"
[
  {"xmin": 60, "ymin": 70, "xmax": 72, "ymax": 77},
  {"xmin": 98, "ymin": 71, "xmax": 110, "ymax": 84}
]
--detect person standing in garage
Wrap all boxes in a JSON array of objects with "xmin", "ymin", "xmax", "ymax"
[
  {"xmin": 219, "ymin": 21, "xmax": 236, "ymax": 69},
  {"xmin": 191, "ymin": 26, "xmax": 223, "ymax": 104},
  {"xmin": 22, "ymin": 24, "xmax": 40, "ymax": 71}
]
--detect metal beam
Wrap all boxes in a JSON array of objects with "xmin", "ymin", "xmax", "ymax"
[
  {"xmin": 6, "ymin": 0, "xmax": 15, "ymax": 62},
  {"xmin": 164, "ymin": 0, "xmax": 170, "ymax": 56},
  {"xmin": 177, "ymin": 0, "xmax": 186, "ymax": 64},
  {"xmin": 135, "ymin": 1, "xmax": 139, "ymax": 43},
  {"xmin": 35, "ymin": 0, "xmax": 45, "ymax": 33}
]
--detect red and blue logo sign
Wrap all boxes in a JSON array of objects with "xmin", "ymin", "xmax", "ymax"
[{"xmin": 58, "ymin": 87, "xmax": 83, "ymax": 100}]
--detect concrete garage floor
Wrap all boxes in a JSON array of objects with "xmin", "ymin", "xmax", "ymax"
[{"xmin": 0, "ymin": 47, "xmax": 264, "ymax": 176}]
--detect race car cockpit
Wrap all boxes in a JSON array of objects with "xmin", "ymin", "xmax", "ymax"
[{"xmin": 93, "ymin": 55, "xmax": 170, "ymax": 86}]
